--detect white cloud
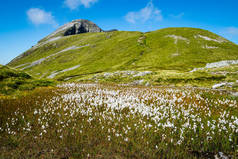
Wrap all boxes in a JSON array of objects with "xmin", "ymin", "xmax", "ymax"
[
  {"xmin": 169, "ymin": 13, "xmax": 184, "ymax": 19},
  {"xmin": 225, "ymin": 27, "xmax": 238, "ymax": 36},
  {"xmin": 81, "ymin": 0, "xmax": 98, "ymax": 8},
  {"xmin": 64, "ymin": 0, "xmax": 98, "ymax": 10},
  {"xmin": 27, "ymin": 8, "xmax": 58, "ymax": 26},
  {"xmin": 64, "ymin": 0, "xmax": 80, "ymax": 10},
  {"xmin": 125, "ymin": 0, "xmax": 162, "ymax": 24}
]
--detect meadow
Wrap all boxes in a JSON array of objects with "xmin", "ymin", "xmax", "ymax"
[{"xmin": 0, "ymin": 83, "xmax": 238, "ymax": 158}]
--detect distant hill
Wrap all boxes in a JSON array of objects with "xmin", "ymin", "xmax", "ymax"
[
  {"xmin": 7, "ymin": 20, "xmax": 238, "ymax": 89},
  {"xmin": 0, "ymin": 65, "xmax": 54, "ymax": 96}
]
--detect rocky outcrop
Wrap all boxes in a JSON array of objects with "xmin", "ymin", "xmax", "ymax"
[
  {"xmin": 45, "ymin": 19, "xmax": 104, "ymax": 40},
  {"xmin": 63, "ymin": 19, "xmax": 103, "ymax": 36},
  {"xmin": 190, "ymin": 60, "xmax": 238, "ymax": 72}
]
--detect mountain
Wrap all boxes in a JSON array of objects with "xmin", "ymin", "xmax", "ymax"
[
  {"xmin": 7, "ymin": 20, "xmax": 238, "ymax": 89},
  {"xmin": 42, "ymin": 19, "xmax": 103, "ymax": 41}
]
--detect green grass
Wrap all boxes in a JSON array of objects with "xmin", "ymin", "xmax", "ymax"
[
  {"xmin": 138, "ymin": 28, "xmax": 237, "ymax": 71},
  {"xmin": 70, "ymin": 67, "xmax": 237, "ymax": 91},
  {"xmin": 0, "ymin": 66, "xmax": 55, "ymax": 96},
  {"xmin": 7, "ymin": 28, "xmax": 238, "ymax": 84}
]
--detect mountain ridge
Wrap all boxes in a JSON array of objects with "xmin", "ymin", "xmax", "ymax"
[{"xmin": 7, "ymin": 20, "xmax": 238, "ymax": 89}]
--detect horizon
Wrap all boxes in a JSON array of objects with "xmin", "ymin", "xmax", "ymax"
[{"xmin": 1, "ymin": 0, "xmax": 238, "ymax": 65}]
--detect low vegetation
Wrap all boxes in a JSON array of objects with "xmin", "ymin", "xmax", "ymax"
[
  {"xmin": 75, "ymin": 65, "xmax": 238, "ymax": 91},
  {"xmin": 0, "ymin": 66, "xmax": 55, "ymax": 96},
  {"xmin": 0, "ymin": 83, "xmax": 237, "ymax": 158}
]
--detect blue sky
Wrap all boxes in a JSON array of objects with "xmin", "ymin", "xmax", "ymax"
[{"xmin": 1, "ymin": 0, "xmax": 238, "ymax": 64}]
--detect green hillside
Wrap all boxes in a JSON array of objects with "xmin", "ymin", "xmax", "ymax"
[
  {"xmin": 0, "ymin": 66, "xmax": 54, "ymax": 96},
  {"xmin": 7, "ymin": 26, "xmax": 238, "ymax": 89}
]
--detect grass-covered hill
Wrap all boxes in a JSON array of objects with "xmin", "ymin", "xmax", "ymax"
[
  {"xmin": 7, "ymin": 21, "xmax": 238, "ymax": 88},
  {"xmin": 0, "ymin": 65, "xmax": 54, "ymax": 96}
]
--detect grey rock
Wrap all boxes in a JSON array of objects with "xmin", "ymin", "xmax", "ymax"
[
  {"xmin": 165, "ymin": 35, "xmax": 190, "ymax": 44},
  {"xmin": 231, "ymin": 92, "xmax": 238, "ymax": 97},
  {"xmin": 47, "ymin": 64, "xmax": 81, "ymax": 79},
  {"xmin": 195, "ymin": 34, "xmax": 226, "ymax": 43},
  {"xmin": 14, "ymin": 63, "xmax": 30, "ymax": 69},
  {"xmin": 212, "ymin": 83, "xmax": 227, "ymax": 89},
  {"xmin": 133, "ymin": 71, "xmax": 152, "ymax": 77},
  {"xmin": 63, "ymin": 19, "xmax": 103, "ymax": 36},
  {"xmin": 212, "ymin": 82, "xmax": 234, "ymax": 89},
  {"xmin": 21, "ymin": 45, "xmax": 87, "ymax": 70},
  {"xmin": 44, "ymin": 19, "xmax": 104, "ymax": 40},
  {"xmin": 105, "ymin": 29, "xmax": 118, "ymax": 32},
  {"xmin": 191, "ymin": 59, "xmax": 238, "ymax": 72},
  {"xmin": 132, "ymin": 79, "xmax": 144, "ymax": 85},
  {"xmin": 214, "ymin": 152, "xmax": 229, "ymax": 159},
  {"xmin": 145, "ymin": 82, "xmax": 150, "ymax": 86}
]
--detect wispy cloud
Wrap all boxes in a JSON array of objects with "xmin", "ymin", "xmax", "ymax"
[
  {"xmin": 125, "ymin": 0, "xmax": 162, "ymax": 24},
  {"xmin": 169, "ymin": 12, "xmax": 184, "ymax": 19},
  {"xmin": 64, "ymin": 0, "xmax": 98, "ymax": 10},
  {"xmin": 27, "ymin": 8, "xmax": 58, "ymax": 27},
  {"xmin": 224, "ymin": 27, "xmax": 238, "ymax": 36}
]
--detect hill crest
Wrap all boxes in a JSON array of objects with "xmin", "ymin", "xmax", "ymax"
[{"xmin": 7, "ymin": 22, "xmax": 238, "ymax": 88}]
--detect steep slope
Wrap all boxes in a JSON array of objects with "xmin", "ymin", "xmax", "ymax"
[{"xmin": 8, "ymin": 21, "xmax": 238, "ymax": 87}]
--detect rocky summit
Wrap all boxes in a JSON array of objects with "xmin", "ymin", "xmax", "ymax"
[
  {"xmin": 63, "ymin": 19, "xmax": 103, "ymax": 36},
  {"xmin": 44, "ymin": 19, "xmax": 104, "ymax": 40}
]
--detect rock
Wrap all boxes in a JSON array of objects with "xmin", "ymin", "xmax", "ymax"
[
  {"xmin": 21, "ymin": 45, "xmax": 85, "ymax": 70},
  {"xmin": 45, "ymin": 19, "xmax": 104, "ymax": 40},
  {"xmin": 145, "ymin": 82, "xmax": 150, "ymax": 86},
  {"xmin": 64, "ymin": 77, "xmax": 72, "ymax": 81},
  {"xmin": 138, "ymin": 36, "xmax": 146, "ymax": 44},
  {"xmin": 212, "ymin": 82, "xmax": 234, "ymax": 89},
  {"xmin": 133, "ymin": 71, "xmax": 152, "ymax": 77},
  {"xmin": 202, "ymin": 44, "xmax": 218, "ymax": 49},
  {"xmin": 212, "ymin": 83, "xmax": 227, "ymax": 89},
  {"xmin": 165, "ymin": 35, "xmax": 190, "ymax": 44},
  {"xmin": 214, "ymin": 152, "xmax": 229, "ymax": 159},
  {"xmin": 132, "ymin": 79, "xmax": 144, "ymax": 85},
  {"xmin": 205, "ymin": 60, "xmax": 238, "ymax": 69},
  {"xmin": 47, "ymin": 64, "xmax": 81, "ymax": 79},
  {"xmin": 195, "ymin": 34, "xmax": 226, "ymax": 43},
  {"xmin": 191, "ymin": 60, "xmax": 238, "ymax": 72},
  {"xmin": 103, "ymin": 72, "xmax": 112, "ymax": 78},
  {"xmin": 105, "ymin": 29, "xmax": 118, "ymax": 32},
  {"xmin": 64, "ymin": 20, "xmax": 103, "ymax": 36},
  {"xmin": 231, "ymin": 92, "xmax": 238, "ymax": 97}
]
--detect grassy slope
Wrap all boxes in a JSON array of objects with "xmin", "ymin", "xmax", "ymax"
[
  {"xmin": 0, "ymin": 66, "xmax": 54, "ymax": 96},
  {"xmin": 7, "ymin": 27, "xmax": 238, "ymax": 88},
  {"xmin": 140, "ymin": 28, "xmax": 237, "ymax": 70}
]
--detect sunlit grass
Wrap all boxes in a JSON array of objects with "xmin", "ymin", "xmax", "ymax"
[{"xmin": 8, "ymin": 28, "xmax": 238, "ymax": 81}]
